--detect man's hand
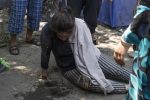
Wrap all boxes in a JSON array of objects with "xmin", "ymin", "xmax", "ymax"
[{"xmin": 113, "ymin": 40, "xmax": 130, "ymax": 66}]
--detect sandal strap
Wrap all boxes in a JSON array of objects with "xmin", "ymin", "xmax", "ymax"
[{"xmin": 9, "ymin": 45, "xmax": 19, "ymax": 55}]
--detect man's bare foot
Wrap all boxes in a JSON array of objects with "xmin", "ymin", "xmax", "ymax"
[{"xmin": 26, "ymin": 28, "xmax": 33, "ymax": 41}]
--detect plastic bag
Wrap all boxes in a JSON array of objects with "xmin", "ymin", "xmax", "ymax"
[{"xmin": 0, "ymin": 58, "xmax": 10, "ymax": 73}]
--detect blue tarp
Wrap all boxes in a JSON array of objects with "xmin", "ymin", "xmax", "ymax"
[{"xmin": 98, "ymin": 0, "xmax": 137, "ymax": 27}]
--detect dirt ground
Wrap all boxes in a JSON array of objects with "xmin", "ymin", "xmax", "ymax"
[{"xmin": 0, "ymin": 22, "xmax": 133, "ymax": 100}]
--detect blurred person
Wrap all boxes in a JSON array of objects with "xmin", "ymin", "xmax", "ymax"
[
  {"xmin": 8, "ymin": 0, "xmax": 43, "ymax": 55},
  {"xmin": 114, "ymin": 0, "xmax": 150, "ymax": 99}
]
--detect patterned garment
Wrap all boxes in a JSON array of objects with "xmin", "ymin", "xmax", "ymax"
[
  {"xmin": 8, "ymin": 0, "xmax": 42, "ymax": 34},
  {"xmin": 122, "ymin": 5, "xmax": 150, "ymax": 100},
  {"xmin": 126, "ymin": 38, "xmax": 150, "ymax": 100}
]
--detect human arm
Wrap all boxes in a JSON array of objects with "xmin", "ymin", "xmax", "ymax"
[
  {"xmin": 113, "ymin": 12, "xmax": 143, "ymax": 65},
  {"xmin": 113, "ymin": 39, "xmax": 131, "ymax": 65},
  {"xmin": 41, "ymin": 46, "xmax": 51, "ymax": 70},
  {"xmin": 40, "ymin": 23, "xmax": 52, "ymax": 70}
]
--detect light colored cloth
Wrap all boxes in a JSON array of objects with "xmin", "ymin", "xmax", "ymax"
[{"xmin": 69, "ymin": 18, "xmax": 114, "ymax": 94}]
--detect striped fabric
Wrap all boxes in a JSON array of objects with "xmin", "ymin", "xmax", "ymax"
[
  {"xmin": 8, "ymin": 0, "xmax": 42, "ymax": 34},
  {"xmin": 63, "ymin": 53, "xmax": 131, "ymax": 94},
  {"xmin": 98, "ymin": 54, "xmax": 131, "ymax": 83}
]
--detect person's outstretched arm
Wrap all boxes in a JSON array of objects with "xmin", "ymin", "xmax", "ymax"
[
  {"xmin": 40, "ymin": 23, "xmax": 52, "ymax": 79},
  {"xmin": 113, "ymin": 11, "xmax": 143, "ymax": 65}
]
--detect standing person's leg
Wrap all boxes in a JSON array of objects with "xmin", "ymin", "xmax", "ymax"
[
  {"xmin": 8, "ymin": 0, "xmax": 28, "ymax": 55},
  {"xmin": 26, "ymin": 0, "xmax": 42, "ymax": 46},
  {"xmin": 83, "ymin": 0, "xmax": 99, "ymax": 34},
  {"xmin": 67, "ymin": 0, "xmax": 83, "ymax": 17},
  {"xmin": 97, "ymin": 0, "xmax": 102, "ymax": 17}
]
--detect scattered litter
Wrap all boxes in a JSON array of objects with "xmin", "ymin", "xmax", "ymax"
[{"xmin": 0, "ymin": 58, "xmax": 10, "ymax": 73}]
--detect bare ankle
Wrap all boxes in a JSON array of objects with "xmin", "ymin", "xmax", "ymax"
[
  {"xmin": 10, "ymin": 35, "xmax": 17, "ymax": 46},
  {"xmin": 41, "ymin": 69, "xmax": 48, "ymax": 79},
  {"xmin": 26, "ymin": 28, "xmax": 33, "ymax": 40}
]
